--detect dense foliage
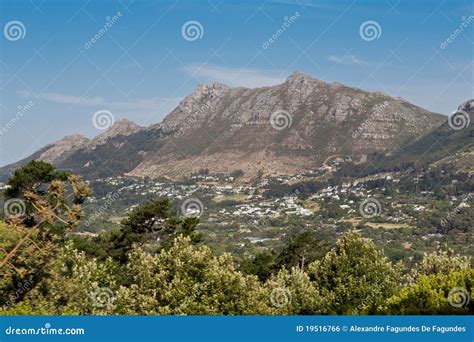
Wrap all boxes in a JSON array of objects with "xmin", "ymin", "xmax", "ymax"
[{"xmin": 0, "ymin": 162, "xmax": 472, "ymax": 315}]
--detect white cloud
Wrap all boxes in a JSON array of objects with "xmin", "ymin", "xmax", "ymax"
[
  {"xmin": 182, "ymin": 64, "xmax": 286, "ymax": 88},
  {"xmin": 327, "ymin": 55, "xmax": 366, "ymax": 65},
  {"xmin": 18, "ymin": 91, "xmax": 182, "ymax": 115},
  {"xmin": 41, "ymin": 93, "xmax": 106, "ymax": 105}
]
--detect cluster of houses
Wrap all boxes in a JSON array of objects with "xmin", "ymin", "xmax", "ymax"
[
  {"xmin": 87, "ymin": 172, "xmax": 430, "ymax": 239},
  {"xmin": 0, "ymin": 183, "xmax": 10, "ymax": 191},
  {"xmin": 218, "ymin": 196, "xmax": 312, "ymax": 219},
  {"xmin": 312, "ymin": 183, "xmax": 367, "ymax": 200},
  {"xmin": 88, "ymin": 174, "xmax": 392, "ymax": 223}
]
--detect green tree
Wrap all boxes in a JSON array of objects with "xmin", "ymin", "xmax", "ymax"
[
  {"xmin": 5, "ymin": 161, "xmax": 70, "ymax": 198},
  {"xmin": 417, "ymin": 249, "xmax": 471, "ymax": 276},
  {"xmin": 115, "ymin": 236, "xmax": 268, "ymax": 315},
  {"xmin": 1, "ymin": 242, "xmax": 117, "ymax": 315},
  {"xmin": 240, "ymin": 231, "xmax": 328, "ymax": 281},
  {"xmin": 240, "ymin": 252, "xmax": 276, "ymax": 282},
  {"xmin": 0, "ymin": 173, "xmax": 92, "ymax": 313},
  {"xmin": 309, "ymin": 231, "xmax": 401, "ymax": 314},
  {"xmin": 121, "ymin": 199, "xmax": 171, "ymax": 234},
  {"xmin": 104, "ymin": 199, "xmax": 201, "ymax": 263},
  {"xmin": 275, "ymin": 231, "xmax": 328, "ymax": 270},
  {"xmin": 382, "ymin": 269, "xmax": 473, "ymax": 314},
  {"xmin": 4, "ymin": 161, "xmax": 72, "ymax": 226},
  {"xmin": 264, "ymin": 267, "xmax": 326, "ymax": 315},
  {"xmin": 382, "ymin": 250, "xmax": 473, "ymax": 314}
]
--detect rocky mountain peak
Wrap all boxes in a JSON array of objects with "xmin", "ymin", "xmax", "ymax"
[
  {"xmin": 38, "ymin": 134, "xmax": 90, "ymax": 163},
  {"xmin": 285, "ymin": 71, "xmax": 321, "ymax": 85},
  {"xmin": 60, "ymin": 134, "xmax": 89, "ymax": 143},
  {"xmin": 161, "ymin": 82, "xmax": 230, "ymax": 133},
  {"xmin": 458, "ymin": 99, "xmax": 474, "ymax": 112},
  {"xmin": 109, "ymin": 118, "xmax": 141, "ymax": 133},
  {"xmin": 191, "ymin": 82, "xmax": 230, "ymax": 97},
  {"xmin": 91, "ymin": 119, "xmax": 143, "ymax": 146}
]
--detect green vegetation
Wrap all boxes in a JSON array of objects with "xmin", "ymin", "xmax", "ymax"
[{"xmin": 0, "ymin": 161, "xmax": 472, "ymax": 315}]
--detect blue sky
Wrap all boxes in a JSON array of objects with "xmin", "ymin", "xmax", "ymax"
[{"xmin": 0, "ymin": 0, "xmax": 473, "ymax": 166}]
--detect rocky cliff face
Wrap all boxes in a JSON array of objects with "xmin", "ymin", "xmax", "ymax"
[
  {"xmin": 362, "ymin": 98, "xmax": 473, "ymax": 173},
  {"xmin": 129, "ymin": 72, "xmax": 445, "ymax": 178},
  {"xmin": 458, "ymin": 99, "xmax": 474, "ymax": 113},
  {"xmin": 0, "ymin": 72, "xmax": 447, "ymax": 180},
  {"xmin": 38, "ymin": 134, "xmax": 90, "ymax": 163},
  {"xmin": 89, "ymin": 119, "xmax": 143, "ymax": 147}
]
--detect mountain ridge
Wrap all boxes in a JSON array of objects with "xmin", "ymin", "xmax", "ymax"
[{"xmin": 1, "ymin": 72, "xmax": 449, "ymax": 181}]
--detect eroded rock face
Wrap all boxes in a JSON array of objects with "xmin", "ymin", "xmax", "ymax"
[
  {"xmin": 38, "ymin": 134, "xmax": 90, "ymax": 163},
  {"xmin": 90, "ymin": 119, "xmax": 143, "ymax": 147},
  {"xmin": 129, "ymin": 72, "xmax": 445, "ymax": 179},
  {"xmin": 0, "ymin": 72, "xmax": 448, "ymax": 180},
  {"xmin": 34, "ymin": 119, "xmax": 144, "ymax": 167},
  {"xmin": 458, "ymin": 99, "xmax": 474, "ymax": 112}
]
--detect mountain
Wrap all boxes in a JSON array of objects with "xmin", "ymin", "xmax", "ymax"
[
  {"xmin": 0, "ymin": 134, "xmax": 90, "ymax": 182},
  {"xmin": 343, "ymin": 99, "xmax": 473, "ymax": 177},
  {"xmin": 0, "ymin": 72, "xmax": 447, "ymax": 181},
  {"xmin": 0, "ymin": 120, "xmax": 145, "ymax": 181},
  {"xmin": 390, "ymin": 99, "xmax": 473, "ymax": 170}
]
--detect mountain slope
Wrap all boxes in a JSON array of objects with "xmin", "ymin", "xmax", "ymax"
[
  {"xmin": 386, "ymin": 99, "xmax": 473, "ymax": 171},
  {"xmin": 128, "ymin": 72, "xmax": 445, "ymax": 178},
  {"xmin": 336, "ymin": 99, "xmax": 473, "ymax": 177},
  {"xmin": 0, "ymin": 134, "xmax": 90, "ymax": 182},
  {"xmin": 0, "ymin": 72, "xmax": 446, "ymax": 180}
]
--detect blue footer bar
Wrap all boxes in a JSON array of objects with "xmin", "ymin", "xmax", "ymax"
[{"xmin": 0, "ymin": 316, "xmax": 472, "ymax": 342}]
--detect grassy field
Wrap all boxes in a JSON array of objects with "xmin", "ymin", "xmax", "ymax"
[
  {"xmin": 364, "ymin": 222, "xmax": 413, "ymax": 229},
  {"xmin": 303, "ymin": 199, "xmax": 320, "ymax": 213},
  {"xmin": 213, "ymin": 193, "xmax": 248, "ymax": 203},
  {"xmin": 341, "ymin": 219, "xmax": 412, "ymax": 229}
]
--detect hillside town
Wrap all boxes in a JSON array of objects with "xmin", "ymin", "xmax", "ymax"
[{"xmin": 80, "ymin": 162, "xmax": 472, "ymax": 262}]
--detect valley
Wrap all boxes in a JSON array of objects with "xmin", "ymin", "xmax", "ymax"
[
  {"xmin": 76, "ymin": 157, "xmax": 473, "ymax": 264},
  {"xmin": 2, "ymin": 75, "xmax": 472, "ymax": 268}
]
